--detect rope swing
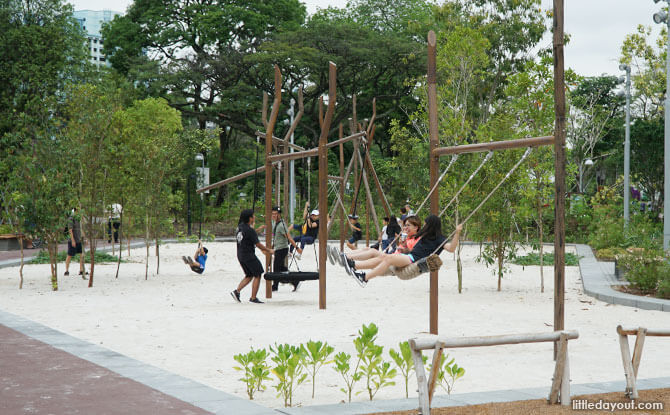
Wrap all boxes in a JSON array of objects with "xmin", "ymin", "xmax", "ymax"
[{"xmin": 389, "ymin": 147, "xmax": 533, "ymax": 280}]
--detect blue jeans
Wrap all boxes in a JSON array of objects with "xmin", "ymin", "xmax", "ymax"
[{"xmin": 291, "ymin": 235, "xmax": 315, "ymax": 251}]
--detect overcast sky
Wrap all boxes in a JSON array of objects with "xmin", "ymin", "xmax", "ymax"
[{"xmin": 70, "ymin": 0, "xmax": 664, "ymax": 78}]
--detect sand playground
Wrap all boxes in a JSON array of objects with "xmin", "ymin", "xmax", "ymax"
[{"xmin": 0, "ymin": 242, "xmax": 668, "ymax": 409}]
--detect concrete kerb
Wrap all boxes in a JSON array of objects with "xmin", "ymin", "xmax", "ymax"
[{"xmin": 576, "ymin": 244, "xmax": 670, "ymax": 312}]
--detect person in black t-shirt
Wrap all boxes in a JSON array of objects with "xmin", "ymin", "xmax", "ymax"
[
  {"xmin": 230, "ymin": 209, "xmax": 274, "ymax": 304},
  {"xmin": 343, "ymin": 215, "xmax": 462, "ymax": 286},
  {"xmin": 345, "ymin": 214, "xmax": 363, "ymax": 250},
  {"xmin": 289, "ymin": 202, "xmax": 319, "ymax": 259}
]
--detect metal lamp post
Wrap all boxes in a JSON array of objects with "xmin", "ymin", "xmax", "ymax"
[
  {"xmin": 195, "ymin": 153, "xmax": 205, "ymax": 237},
  {"xmin": 620, "ymin": 64, "xmax": 631, "ymax": 228},
  {"xmin": 288, "ymin": 98, "xmax": 296, "ymax": 224},
  {"xmin": 652, "ymin": 1, "xmax": 670, "ymax": 250}
]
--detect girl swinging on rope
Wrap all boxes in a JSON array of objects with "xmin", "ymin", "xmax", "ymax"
[{"xmin": 341, "ymin": 215, "xmax": 462, "ymax": 286}]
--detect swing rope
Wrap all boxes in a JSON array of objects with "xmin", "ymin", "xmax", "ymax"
[
  {"xmin": 434, "ymin": 147, "xmax": 533, "ymax": 257},
  {"xmin": 252, "ymin": 139, "xmax": 260, "ymax": 212},
  {"xmin": 438, "ymin": 151, "xmax": 493, "ymax": 217},
  {"xmin": 414, "ymin": 154, "xmax": 459, "ymax": 215},
  {"xmin": 390, "ymin": 147, "xmax": 533, "ymax": 279}
]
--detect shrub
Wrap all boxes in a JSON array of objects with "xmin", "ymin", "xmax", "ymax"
[
  {"xmin": 595, "ymin": 247, "xmax": 626, "ymax": 261},
  {"xmin": 657, "ymin": 274, "xmax": 670, "ymax": 299},
  {"xmin": 270, "ymin": 344, "xmax": 307, "ymax": 407},
  {"xmin": 511, "ymin": 252, "xmax": 580, "ymax": 266},
  {"xmin": 389, "ymin": 341, "xmax": 426, "ymax": 398},
  {"xmin": 233, "ymin": 348, "xmax": 271, "ymax": 400},
  {"xmin": 616, "ymin": 249, "xmax": 664, "ymax": 292},
  {"xmin": 301, "ymin": 340, "xmax": 334, "ymax": 399}
]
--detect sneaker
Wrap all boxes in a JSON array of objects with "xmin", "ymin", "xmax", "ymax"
[
  {"xmin": 64, "ymin": 271, "xmax": 69, "ymax": 276},
  {"xmin": 326, "ymin": 246, "xmax": 335, "ymax": 265},
  {"xmin": 230, "ymin": 290, "xmax": 241, "ymax": 303},
  {"xmin": 353, "ymin": 271, "xmax": 367, "ymax": 287},
  {"xmin": 292, "ymin": 282, "xmax": 301, "ymax": 292},
  {"xmin": 79, "ymin": 271, "xmax": 88, "ymax": 276},
  {"xmin": 338, "ymin": 251, "xmax": 346, "ymax": 267},
  {"xmin": 342, "ymin": 253, "xmax": 354, "ymax": 276},
  {"xmin": 294, "ymin": 252, "xmax": 302, "ymax": 260},
  {"xmin": 182, "ymin": 256, "xmax": 190, "ymax": 264},
  {"xmin": 249, "ymin": 297, "xmax": 264, "ymax": 304},
  {"xmin": 346, "ymin": 257, "xmax": 356, "ymax": 271}
]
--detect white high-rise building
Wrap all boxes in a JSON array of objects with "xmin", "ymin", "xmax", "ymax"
[{"xmin": 73, "ymin": 10, "xmax": 121, "ymax": 67}]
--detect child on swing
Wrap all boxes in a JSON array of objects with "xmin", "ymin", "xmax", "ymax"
[
  {"xmin": 182, "ymin": 240, "xmax": 208, "ymax": 274},
  {"xmin": 342, "ymin": 215, "xmax": 462, "ymax": 286},
  {"xmin": 345, "ymin": 214, "xmax": 363, "ymax": 250}
]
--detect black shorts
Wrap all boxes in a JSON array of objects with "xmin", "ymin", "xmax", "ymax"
[
  {"xmin": 67, "ymin": 240, "xmax": 82, "ymax": 256},
  {"xmin": 239, "ymin": 257, "xmax": 264, "ymax": 277}
]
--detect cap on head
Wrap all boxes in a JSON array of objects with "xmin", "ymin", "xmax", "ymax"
[
  {"xmin": 272, "ymin": 206, "xmax": 281, "ymax": 213},
  {"xmin": 348, "ymin": 214, "xmax": 359, "ymax": 219},
  {"xmin": 311, "ymin": 209, "xmax": 319, "ymax": 216}
]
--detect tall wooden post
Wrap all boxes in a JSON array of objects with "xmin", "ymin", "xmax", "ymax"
[
  {"xmin": 427, "ymin": 30, "xmax": 440, "ymax": 335},
  {"xmin": 265, "ymin": 66, "xmax": 281, "ymax": 299},
  {"xmin": 339, "ymin": 125, "xmax": 346, "ymax": 251},
  {"xmin": 318, "ymin": 62, "xmax": 337, "ymax": 310},
  {"xmin": 553, "ymin": 0, "xmax": 566, "ymax": 357}
]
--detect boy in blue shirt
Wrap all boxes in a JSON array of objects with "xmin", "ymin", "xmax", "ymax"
[{"xmin": 182, "ymin": 240, "xmax": 208, "ymax": 274}]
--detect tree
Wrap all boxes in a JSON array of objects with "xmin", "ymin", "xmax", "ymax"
[
  {"xmin": 505, "ymin": 57, "xmax": 556, "ymax": 292},
  {"xmin": 115, "ymin": 98, "xmax": 183, "ymax": 279},
  {"xmin": 0, "ymin": 0, "xmax": 87, "ymax": 216},
  {"xmin": 64, "ymin": 84, "xmax": 124, "ymax": 287}
]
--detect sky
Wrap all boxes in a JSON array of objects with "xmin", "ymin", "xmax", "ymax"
[{"xmin": 69, "ymin": 0, "xmax": 664, "ymax": 78}]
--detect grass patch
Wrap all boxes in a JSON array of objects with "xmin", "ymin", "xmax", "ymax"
[
  {"xmin": 30, "ymin": 250, "xmax": 123, "ymax": 264},
  {"xmin": 511, "ymin": 252, "xmax": 580, "ymax": 266}
]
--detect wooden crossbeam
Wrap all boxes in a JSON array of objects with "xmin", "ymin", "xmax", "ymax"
[
  {"xmin": 255, "ymin": 131, "xmax": 305, "ymax": 152},
  {"xmin": 196, "ymin": 163, "xmax": 279, "ymax": 193},
  {"xmin": 432, "ymin": 136, "xmax": 554, "ymax": 157},
  {"xmin": 266, "ymin": 132, "xmax": 366, "ymax": 163}
]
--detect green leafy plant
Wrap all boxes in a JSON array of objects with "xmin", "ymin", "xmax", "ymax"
[
  {"xmin": 333, "ymin": 352, "xmax": 360, "ymax": 403},
  {"xmin": 428, "ymin": 353, "xmax": 465, "ymax": 395},
  {"xmin": 301, "ymin": 340, "xmax": 334, "ymax": 399},
  {"xmin": 31, "ymin": 250, "xmax": 122, "ymax": 264},
  {"xmin": 389, "ymin": 341, "xmax": 426, "ymax": 398},
  {"xmin": 511, "ymin": 252, "xmax": 580, "ymax": 266},
  {"xmin": 616, "ymin": 248, "xmax": 667, "ymax": 292},
  {"xmin": 352, "ymin": 323, "xmax": 397, "ymax": 401},
  {"xmin": 270, "ymin": 343, "xmax": 307, "ymax": 407},
  {"xmin": 233, "ymin": 348, "xmax": 271, "ymax": 400}
]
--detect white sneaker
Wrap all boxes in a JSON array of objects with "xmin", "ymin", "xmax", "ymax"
[{"xmin": 294, "ymin": 252, "xmax": 302, "ymax": 260}]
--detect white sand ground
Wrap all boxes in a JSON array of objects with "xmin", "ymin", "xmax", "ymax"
[{"xmin": 0, "ymin": 242, "xmax": 668, "ymax": 409}]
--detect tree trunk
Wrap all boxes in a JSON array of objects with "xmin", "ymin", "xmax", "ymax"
[
  {"xmin": 145, "ymin": 212, "xmax": 149, "ymax": 280},
  {"xmin": 88, "ymin": 236, "xmax": 95, "ymax": 287},
  {"xmin": 497, "ymin": 246, "xmax": 503, "ymax": 292},
  {"xmin": 19, "ymin": 235, "xmax": 24, "ymax": 289},
  {"xmin": 127, "ymin": 214, "xmax": 132, "ymax": 256},
  {"xmin": 456, "ymin": 201, "xmax": 463, "ymax": 293},
  {"xmin": 539, "ymin": 201, "xmax": 544, "ymax": 293},
  {"xmin": 155, "ymin": 237, "xmax": 160, "ymax": 275},
  {"xmin": 115, "ymin": 205, "xmax": 123, "ymax": 279},
  {"xmin": 49, "ymin": 241, "xmax": 58, "ymax": 291}
]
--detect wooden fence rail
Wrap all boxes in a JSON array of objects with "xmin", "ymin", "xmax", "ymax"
[
  {"xmin": 617, "ymin": 325, "xmax": 670, "ymax": 399},
  {"xmin": 409, "ymin": 330, "xmax": 579, "ymax": 414}
]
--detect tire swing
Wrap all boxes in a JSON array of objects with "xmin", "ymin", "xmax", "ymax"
[
  {"xmin": 263, "ymin": 157, "xmax": 319, "ymax": 287},
  {"xmin": 387, "ymin": 148, "xmax": 532, "ymax": 280}
]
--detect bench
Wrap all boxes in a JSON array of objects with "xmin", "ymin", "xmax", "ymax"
[
  {"xmin": 617, "ymin": 325, "xmax": 670, "ymax": 399},
  {"xmin": 0, "ymin": 234, "xmax": 27, "ymax": 251},
  {"xmin": 409, "ymin": 330, "xmax": 579, "ymax": 414}
]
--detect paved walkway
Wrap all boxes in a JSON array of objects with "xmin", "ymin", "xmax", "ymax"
[{"xmin": 576, "ymin": 244, "xmax": 670, "ymax": 312}]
